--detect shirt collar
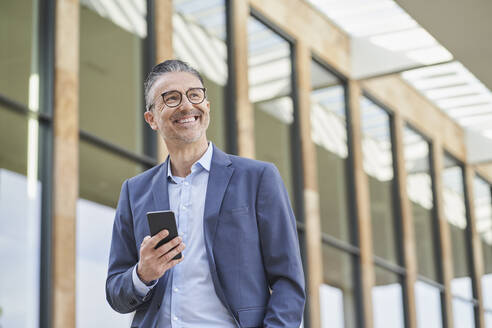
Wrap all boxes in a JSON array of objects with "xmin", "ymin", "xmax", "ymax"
[{"xmin": 167, "ymin": 142, "xmax": 213, "ymax": 181}]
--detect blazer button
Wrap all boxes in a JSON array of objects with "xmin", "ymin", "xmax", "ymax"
[
  {"xmin": 129, "ymin": 298, "xmax": 137, "ymax": 306},
  {"xmin": 157, "ymin": 303, "xmax": 161, "ymax": 309}
]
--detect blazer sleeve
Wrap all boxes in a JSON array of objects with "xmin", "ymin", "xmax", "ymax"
[
  {"xmin": 106, "ymin": 179, "xmax": 154, "ymax": 313},
  {"xmin": 256, "ymin": 163, "xmax": 306, "ymax": 327}
]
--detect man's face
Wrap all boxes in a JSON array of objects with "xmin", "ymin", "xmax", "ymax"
[{"xmin": 144, "ymin": 72, "xmax": 210, "ymax": 145}]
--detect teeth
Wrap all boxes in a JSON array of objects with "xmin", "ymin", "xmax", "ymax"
[{"xmin": 178, "ymin": 117, "xmax": 196, "ymax": 123}]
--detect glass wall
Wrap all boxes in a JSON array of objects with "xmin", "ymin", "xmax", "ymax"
[
  {"xmin": 311, "ymin": 60, "xmax": 350, "ymax": 243},
  {"xmin": 173, "ymin": 0, "xmax": 227, "ymax": 150},
  {"xmin": 248, "ymin": 15, "xmax": 295, "ymax": 205},
  {"xmin": 320, "ymin": 245, "xmax": 357, "ymax": 328},
  {"xmin": 76, "ymin": 1, "xmax": 151, "ymax": 326},
  {"xmin": 473, "ymin": 175, "xmax": 492, "ymax": 325},
  {"xmin": 79, "ymin": 0, "xmax": 149, "ymax": 154},
  {"xmin": 402, "ymin": 125, "xmax": 443, "ymax": 327},
  {"xmin": 0, "ymin": 1, "xmax": 42, "ymax": 327},
  {"xmin": 311, "ymin": 59, "xmax": 356, "ymax": 327},
  {"xmin": 360, "ymin": 96, "xmax": 399, "ymax": 264},
  {"xmin": 360, "ymin": 96, "xmax": 405, "ymax": 327},
  {"xmin": 442, "ymin": 154, "xmax": 476, "ymax": 327}
]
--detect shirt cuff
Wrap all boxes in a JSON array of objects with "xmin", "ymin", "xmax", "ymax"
[{"xmin": 132, "ymin": 264, "xmax": 158, "ymax": 297}]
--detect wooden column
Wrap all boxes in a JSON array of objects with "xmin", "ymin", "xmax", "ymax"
[
  {"xmin": 393, "ymin": 113, "xmax": 417, "ymax": 328},
  {"xmin": 154, "ymin": 0, "xmax": 173, "ymax": 162},
  {"xmin": 431, "ymin": 141, "xmax": 454, "ymax": 327},
  {"xmin": 232, "ymin": 0, "xmax": 255, "ymax": 158},
  {"xmin": 295, "ymin": 41, "xmax": 323, "ymax": 328},
  {"xmin": 52, "ymin": 0, "xmax": 79, "ymax": 327},
  {"xmin": 347, "ymin": 80, "xmax": 375, "ymax": 328},
  {"xmin": 464, "ymin": 165, "xmax": 486, "ymax": 328}
]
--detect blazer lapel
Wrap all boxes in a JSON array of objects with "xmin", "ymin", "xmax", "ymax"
[
  {"xmin": 151, "ymin": 157, "xmax": 170, "ymax": 211},
  {"xmin": 203, "ymin": 145, "xmax": 234, "ymax": 250}
]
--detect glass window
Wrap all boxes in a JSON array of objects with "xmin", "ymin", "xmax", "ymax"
[
  {"xmin": 173, "ymin": 0, "xmax": 228, "ymax": 150},
  {"xmin": 403, "ymin": 125, "xmax": 440, "ymax": 281},
  {"xmin": 360, "ymin": 96, "xmax": 399, "ymax": 264},
  {"xmin": 486, "ymin": 311, "xmax": 492, "ymax": 328},
  {"xmin": 442, "ymin": 155, "xmax": 474, "ymax": 300},
  {"xmin": 0, "ymin": 108, "xmax": 41, "ymax": 327},
  {"xmin": 473, "ymin": 175, "xmax": 492, "ymax": 310},
  {"xmin": 311, "ymin": 60, "xmax": 350, "ymax": 243},
  {"xmin": 0, "ymin": 0, "xmax": 35, "ymax": 105},
  {"xmin": 248, "ymin": 17, "xmax": 295, "ymax": 205},
  {"xmin": 79, "ymin": 0, "xmax": 150, "ymax": 155},
  {"xmin": 415, "ymin": 281, "xmax": 443, "ymax": 328},
  {"xmin": 452, "ymin": 297, "xmax": 475, "ymax": 328},
  {"xmin": 77, "ymin": 141, "xmax": 146, "ymax": 326},
  {"xmin": 372, "ymin": 266, "xmax": 405, "ymax": 328},
  {"xmin": 321, "ymin": 245, "xmax": 357, "ymax": 328},
  {"xmin": 76, "ymin": 199, "xmax": 133, "ymax": 327}
]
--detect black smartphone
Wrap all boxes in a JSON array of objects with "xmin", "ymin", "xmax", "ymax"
[{"xmin": 146, "ymin": 210, "xmax": 182, "ymax": 259}]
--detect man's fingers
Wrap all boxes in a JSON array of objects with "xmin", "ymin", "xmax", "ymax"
[
  {"xmin": 149, "ymin": 229, "xmax": 169, "ymax": 248},
  {"xmin": 160, "ymin": 241, "xmax": 185, "ymax": 262},
  {"xmin": 161, "ymin": 257, "xmax": 184, "ymax": 273},
  {"xmin": 156, "ymin": 236, "xmax": 183, "ymax": 257}
]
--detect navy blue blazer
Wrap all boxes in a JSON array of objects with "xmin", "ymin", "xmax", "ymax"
[{"xmin": 106, "ymin": 145, "xmax": 305, "ymax": 328}]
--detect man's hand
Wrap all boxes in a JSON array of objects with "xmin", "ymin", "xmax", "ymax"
[{"xmin": 136, "ymin": 229, "xmax": 185, "ymax": 284}]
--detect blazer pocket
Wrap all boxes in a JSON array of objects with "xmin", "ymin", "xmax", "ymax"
[
  {"xmin": 237, "ymin": 307, "xmax": 266, "ymax": 328},
  {"xmin": 226, "ymin": 205, "xmax": 249, "ymax": 215}
]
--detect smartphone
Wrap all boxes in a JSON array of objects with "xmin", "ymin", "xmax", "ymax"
[{"xmin": 146, "ymin": 210, "xmax": 182, "ymax": 259}]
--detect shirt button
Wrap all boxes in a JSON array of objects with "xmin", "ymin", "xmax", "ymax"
[
  {"xmin": 184, "ymin": 181, "xmax": 189, "ymax": 186},
  {"xmin": 181, "ymin": 205, "xmax": 187, "ymax": 210},
  {"xmin": 174, "ymin": 287, "xmax": 179, "ymax": 292},
  {"xmin": 173, "ymin": 316, "xmax": 178, "ymax": 321}
]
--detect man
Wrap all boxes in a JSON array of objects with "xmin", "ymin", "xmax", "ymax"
[{"xmin": 106, "ymin": 59, "xmax": 305, "ymax": 328}]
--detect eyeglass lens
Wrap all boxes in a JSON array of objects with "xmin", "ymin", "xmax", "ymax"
[{"xmin": 162, "ymin": 88, "xmax": 205, "ymax": 108}]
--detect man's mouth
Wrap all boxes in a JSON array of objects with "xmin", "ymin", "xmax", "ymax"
[{"xmin": 174, "ymin": 115, "xmax": 200, "ymax": 124}]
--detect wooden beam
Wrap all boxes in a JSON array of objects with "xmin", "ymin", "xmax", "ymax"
[
  {"xmin": 52, "ymin": 0, "xmax": 79, "ymax": 327},
  {"xmin": 393, "ymin": 113, "xmax": 418, "ymax": 328},
  {"xmin": 348, "ymin": 80, "xmax": 375, "ymax": 328},
  {"xmin": 464, "ymin": 165, "xmax": 486, "ymax": 328},
  {"xmin": 154, "ymin": 0, "xmax": 173, "ymax": 162},
  {"xmin": 295, "ymin": 40, "xmax": 323, "ymax": 328},
  {"xmin": 234, "ymin": 0, "xmax": 255, "ymax": 158},
  {"xmin": 431, "ymin": 141, "xmax": 455, "ymax": 327},
  {"xmin": 360, "ymin": 75, "xmax": 466, "ymax": 162}
]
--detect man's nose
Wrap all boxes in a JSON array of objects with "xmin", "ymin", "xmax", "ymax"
[{"xmin": 179, "ymin": 94, "xmax": 194, "ymax": 110}]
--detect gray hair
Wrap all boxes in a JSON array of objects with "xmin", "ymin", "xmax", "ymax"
[{"xmin": 144, "ymin": 59, "xmax": 204, "ymax": 111}]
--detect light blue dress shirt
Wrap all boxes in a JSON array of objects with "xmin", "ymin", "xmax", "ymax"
[{"xmin": 132, "ymin": 142, "xmax": 236, "ymax": 327}]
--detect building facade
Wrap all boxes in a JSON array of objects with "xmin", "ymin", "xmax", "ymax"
[{"xmin": 0, "ymin": 0, "xmax": 491, "ymax": 327}]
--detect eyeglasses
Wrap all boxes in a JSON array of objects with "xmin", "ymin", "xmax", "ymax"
[{"xmin": 148, "ymin": 87, "xmax": 206, "ymax": 111}]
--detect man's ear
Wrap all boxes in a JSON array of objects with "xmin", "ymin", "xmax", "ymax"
[{"xmin": 144, "ymin": 110, "xmax": 158, "ymax": 130}]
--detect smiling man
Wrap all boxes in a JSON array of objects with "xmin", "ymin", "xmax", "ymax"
[{"xmin": 105, "ymin": 59, "xmax": 305, "ymax": 328}]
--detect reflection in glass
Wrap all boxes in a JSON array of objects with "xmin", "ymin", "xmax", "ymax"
[
  {"xmin": 361, "ymin": 97, "xmax": 398, "ymax": 264},
  {"xmin": 248, "ymin": 16, "xmax": 295, "ymax": 204},
  {"xmin": 372, "ymin": 266, "xmax": 404, "ymax": 328},
  {"xmin": 79, "ymin": 0, "xmax": 149, "ymax": 154},
  {"xmin": 310, "ymin": 60, "xmax": 350, "ymax": 242},
  {"xmin": 0, "ymin": 109, "xmax": 41, "ymax": 327},
  {"xmin": 452, "ymin": 298, "xmax": 475, "ymax": 328},
  {"xmin": 321, "ymin": 245, "xmax": 356, "ymax": 328},
  {"xmin": 443, "ymin": 155, "xmax": 473, "ymax": 300},
  {"xmin": 0, "ymin": 0, "xmax": 35, "ymax": 105},
  {"xmin": 474, "ymin": 175, "xmax": 492, "ymax": 310},
  {"xmin": 486, "ymin": 311, "xmax": 492, "ymax": 328},
  {"xmin": 76, "ymin": 199, "xmax": 133, "ymax": 327},
  {"xmin": 79, "ymin": 141, "xmax": 144, "ymax": 209},
  {"xmin": 415, "ymin": 280, "xmax": 443, "ymax": 328},
  {"xmin": 173, "ymin": 0, "xmax": 227, "ymax": 150},
  {"xmin": 403, "ymin": 126, "xmax": 439, "ymax": 281}
]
